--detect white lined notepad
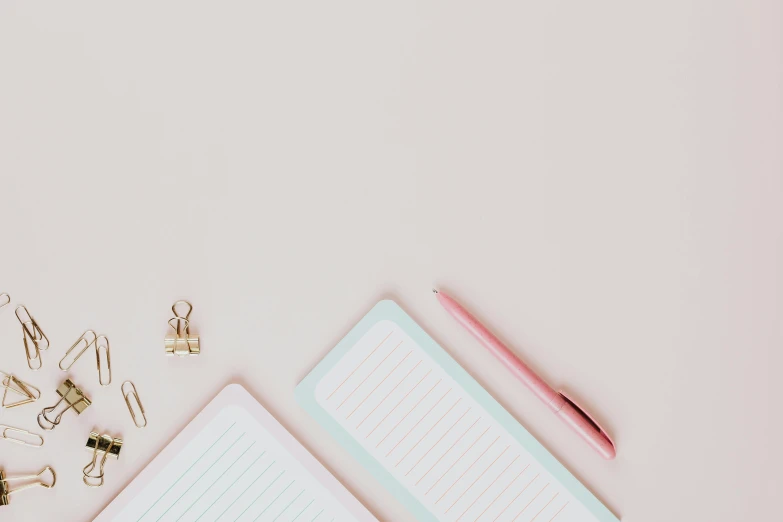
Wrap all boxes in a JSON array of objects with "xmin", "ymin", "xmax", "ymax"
[
  {"xmin": 298, "ymin": 301, "xmax": 618, "ymax": 522},
  {"xmin": 315, "ymin": 320, "xmax": 591, "ymax": 522},
  {"xmin": 95, "ymin": 385, "xmax": 378, "ymax": 522}
]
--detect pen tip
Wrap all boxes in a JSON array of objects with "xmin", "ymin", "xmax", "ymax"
[{"xmin": 432, "ymin": 288, "xmax": 438, "ymax": 294}]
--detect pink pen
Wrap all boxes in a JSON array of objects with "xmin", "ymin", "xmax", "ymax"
[{"xmin": 434, "ymin": 289, "xmax": 616, "ymax": 460}]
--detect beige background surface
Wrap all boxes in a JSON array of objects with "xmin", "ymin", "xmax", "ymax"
[{"xmin": 0, "ymin": 1, "xmax": 781, "ymax": 521}]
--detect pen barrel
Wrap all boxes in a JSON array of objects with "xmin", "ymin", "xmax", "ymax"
[
  {"xmin": 555, "ymin": 402, "xmax": 616, "ymax": 460},
  {"xmin": 437, "ymin": 292, "xmax": 559, "ymax": 406}
]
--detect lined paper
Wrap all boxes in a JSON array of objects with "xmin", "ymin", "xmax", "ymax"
[
  {"xmin": 315, "ymin": 320, "xmax": 599, "ymax": 522},
  {"xmin": 112, "ymin": 405, "xmax": 361, "ymax": 522}
]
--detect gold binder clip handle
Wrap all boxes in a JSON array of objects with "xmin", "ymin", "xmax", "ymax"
[
  {"xmin": 0, "ymin": 466, "xmax": 56, "ymax": 506},
  {"xmin": 38, "ymin": 402, "xmax": 67, "ymax": 431},
  {"xmin": 0, "ymin": 293, "xmax": 9, "ymax": 309},
  {"xmin": 37, "ymin": 380, "xmax": 91, "ymax": 431},
  {"xmin": 172, "ymin": 300, "xmax": 192, "ymax": 327}
]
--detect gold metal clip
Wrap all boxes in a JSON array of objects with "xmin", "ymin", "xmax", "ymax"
[
  {"xmin": 0, "ymin": 466, "xmax": 56, "ymax": 506},
  {"xmin": 0, "ymin": 293, "xmax": 9, "ymax": 309},
  {"xmin": 165, "ymin": 300, "xmax": 200, "ymax": 356},
  {"xmin": 95, "ymin": 335, "xmax": 112, "ymax": 386},
  {"xmin": 0, "ymin": 425, "xmax": 44, "ymax": 448},
  {"xmin": 59, "ymin": 330, "xmax": 97, "ymax": 371},
  {"xmin": 121, "ymin": 381, "xmax": 147, "ymax": 428},
  {"xmin": 15, "ymin": 305, "xmax": 49, "ymax": 371},
  {"xmin": 83, "ymin": 432, "xmax": 122, "ymax": 487},
  {"xmin": 59, "ymin": 331, "xmax": 113, "ymax": 386},
  {"xmin": 37, "ymin": 379, "xmax": 91, "ymax": 431},
  {"xmin": 1, "ymin": 371, "xmax": 40, "ymax": 409}
]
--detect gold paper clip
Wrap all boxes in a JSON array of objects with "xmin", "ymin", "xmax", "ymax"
[
  {"xmin": 59, "ymin": 330, "xmax": 97, "ymax": 371},
  {"xmin": 96, "ymin": 335, "xmax": 112, "ymax": 386},
  {"xmin": 0, "ymin": 466, "xmax": 56, "ymax": 506},
  {"xmin": 1, "ymin": 371, "xmax": 40, "ymax": 409},
  {"xmin": 37, "ymin": 379, "xmax": 91, "ymax": 431},
  {"xmin": 121, "ymin": 381, "xmax": 147, "ymax": 428},
  {"xmin": 83, "ymin": 432, "xmax": 122, "ymax": 487},
  {"xmin": 59, "ymin": 331, "xmax": 112, "ymax": 386},
  {"xmin": 165, "ymin": 300, "xmax": 200, "ymax": 356},
  {"xmin": 0, "ymin": 425, "xmax": 44, "ymax": 448},
  {"xmin": 15, "ymin": 305, "xmax": 49, "ymax": 371},
  {"xmin": 0, "ymin": 293, "xmax": 9, "ymax": 309}
]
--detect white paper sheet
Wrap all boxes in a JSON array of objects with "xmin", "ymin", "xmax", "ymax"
[
  {"xmin": 95, "ymin": 385, "xmax": 377, "ymax": 522},
  {"xmin": 314, "ymin": 320, "xmax": 597, "ymax": 522}
]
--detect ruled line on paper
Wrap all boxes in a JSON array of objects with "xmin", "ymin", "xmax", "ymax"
[
  {"xmin": 233, "ymin": 470, "xmax": 286, "ymax": 521},
  {"xmin": 327, "ymin": 331, "xmax": 392, "ymax": 400},
  {"xmin": 472, "ymin": 464, "xmax": 528, "ymax": 522},
  {"xmin": 445, "ymin": 446, "xmax": 509, "ymax": 513},
  {"xmin": 397, "ymin": 398, "xmax": 462, "ymax": 467},
  {"xmin": 512, "ymin": 483, "xmax": 549, "ymax": 521},
  {"xmin": 272, "ymin": 489, "xmax": 304, "ymax": 521},
  {"xmin": 255, "ymin": 479, "xmax": 296, "ymax": 519},
  {"xmin": 136, "ymin": 422, "xmax": 237, "ymax": 522},
  {"xmin": 426, "ymin": 426, "xmax": 490, "ymax": 495},
  {"xmin": 194, "ymin": 452, "xmax": 265, "ymax": 521},
  {"xmin": 377, "ymin": 378, "xmax": 441, "ymax": 448},
  {"xmin": 337, "ymin": 340, "xmax": 403, "ymax": 409},
  {"xmin": 454, "ymin": 454, "xmax": 518, "ymax": 521},
  {"xmin": 407, "ymin": 408, "xmax": 471, "ymax": 477},
  {"xmin": 348, "ymin": 351, "xmax": 412, "ymax": 420},
  {"xmin": 358, "ymin": 360, "xmax": 421, "ymax": 429},
  {"xmin": 213, "ymin": 460, "xmax": 275, "ymax": 521},
  {"xmin": 176, "ymin": 440, "xmax": 257, "ymax": 521},
  {"xmin": 366, "ymin": 368, "xmax": 431, "ymax": 438},
  {"xmin": 436, "ymin": 436, "xmax": 500, "ymax": 504},
  {"xmin": 387, "ymin": 389, "xmax": 452, "ymax": 458},
  {"xmin": 548, "ymin": 502, "xmax": 569, "ymax": 521},
  {"xmin": 292, "ymin": 499, "xmax": 315, "ymax": 521},
  {"xmin": 530, "ymin": 492, "xmax": 559, "ymax": 522},
  {"xmin": 416, "ymin": 417, "xmax": 479, "ymax": 486},
  {"xmin": 492, "ymin": 474, "xmax": 539, "ymax": 522},
  {"xmin": 155, "ymin": 432, "xmax": 247, "ymax": 521}
]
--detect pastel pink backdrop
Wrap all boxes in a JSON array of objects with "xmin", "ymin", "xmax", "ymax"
[{"xmin": 0, "ymin": 1, "xmax": 780, "ymax": 521}]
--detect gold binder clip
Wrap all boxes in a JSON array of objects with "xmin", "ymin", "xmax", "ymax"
[
  {"xmin": 165, "ymin": 300, "xmax": 200, "ymax": 356},
  {"xmin": 0, "ymin": 425, "xmax": 44, "ymax": 448},
  {"xmin": 0, "ymin": 293, "xmax": 9, "ymax": 309},
  {"xmin": 1, "ymin": 371, "xmax": 40, "ymax": 409},
  {"xmin": 0, "ymin": 466, "xmax": 56, "ymax": 506},
  {"xmin": 15, "ymin": 305, "xmax": 49, "ymax": 371},
  {"xmin": 37, "ymin": 379, "xmax": 91, "ymax": 431},
  {"xmin": 83, "ymin": 432, "xmax": 122, "ymax": 487},
  {"xmin": 121, "ymin": 381, "xmax": 147, "ymax": 428}
]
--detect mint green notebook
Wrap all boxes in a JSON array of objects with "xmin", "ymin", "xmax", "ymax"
[{"xmin": 296, "ymin": 300, "xmax": 619, "ymax": 522}]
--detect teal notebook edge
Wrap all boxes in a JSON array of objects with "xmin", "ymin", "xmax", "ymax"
[{"xmin": 295, "ymin": 299, "xmax": 619, "ymax": 522}]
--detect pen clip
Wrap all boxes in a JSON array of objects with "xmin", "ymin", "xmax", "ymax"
[{"xmin": 558, "ymin": 391, "xmax": 615, "ymax": 450}]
